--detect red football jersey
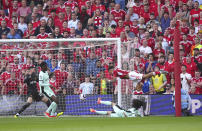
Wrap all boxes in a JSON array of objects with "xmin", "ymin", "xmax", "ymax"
[
  {"xmin": 190, "ymin": 9, "xmax": 201, "ymax": 25},
  {"xmin": 37, "ymin": 33, "xmax": 49, "ymax": 39}
]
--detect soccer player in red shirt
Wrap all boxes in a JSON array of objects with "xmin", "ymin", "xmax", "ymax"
[
  {"xmin": 112, "ymin": 66, "xmax": 161, "ymax": 88},
  {"xmin": 191, "ymin": 70, "xmax": 202, "ymax": 94}
]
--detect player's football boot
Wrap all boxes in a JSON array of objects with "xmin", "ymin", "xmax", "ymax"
[
  {"xmin": 49, "ymin": 115, "xmax": 56, "ymax": 118},
  {"xmin": 97, "ymin": 97, "xmax": 101, "ymax": 104},
  {"xmin": 90, "ymin": 108, "xmax": 96, "ymax": 113},
  {"xmin": 44, "ymin": 112, "xmax": 50, "ymax": 117},
  {"xmin": 14, "ymin": 114, "xmax": 19, "ymax": 118},
  {"xmin": 56, "ymin": 112, "xmax": 64, "ymax": 118},
  {"xmin": 113, "ymin": 67, "xmax": 129, "ymax": 78}
]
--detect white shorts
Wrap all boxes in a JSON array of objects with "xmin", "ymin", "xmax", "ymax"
[{"xmin": 128, "ymin": 71, "xmax": 143, "ymax": 81}]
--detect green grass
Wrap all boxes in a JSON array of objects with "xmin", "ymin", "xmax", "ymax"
[{"xmin": 0, "ymin": 116, "xmax": 202, "ymax": 131}]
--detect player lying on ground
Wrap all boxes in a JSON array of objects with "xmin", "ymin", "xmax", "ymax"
[
  {"xmin": 14, "ymin": 67, "xmax": 63, "ymax": 118},
  {"xmin": 39, "ymin": 62, "xmax": 61, "ymax": 117},
  {"xmin": 90, "ymin": 98, "xmax": 145, "ymax": 117}
]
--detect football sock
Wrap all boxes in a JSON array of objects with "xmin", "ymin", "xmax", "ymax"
[
  {"xmin": 18, "ymin": 102, "xmax": 31, "ymax": 114},
  {"xmin": 50, "ymin": 102, "xmax": 57, "ymax": 116},
  {"xmin": 46, "ymin": 101, "xmax": 56, "ymax": 113},
  {"xmin": 95, "ymin": 111, "xmax": 108, "ymax": 115},
  {"xmin": 100, "ymin": 100, "xmax": 112, "ymax": 106}
]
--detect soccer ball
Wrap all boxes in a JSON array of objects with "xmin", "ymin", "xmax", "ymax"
[{"xmin": 79, "ymin": 94, "xmax": 86, "ymax": 101}]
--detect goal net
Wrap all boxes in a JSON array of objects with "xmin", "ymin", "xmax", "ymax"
[{"xmin": 0, "ymin": 38, "xmax": 129, "ymax": 116}]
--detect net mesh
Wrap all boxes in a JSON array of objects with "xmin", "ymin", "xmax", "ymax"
[{"xmin": 0, "ymin": 39, "xmax": 123, "ymax": 116}]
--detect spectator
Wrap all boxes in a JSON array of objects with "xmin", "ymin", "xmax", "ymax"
[
  {"xmin": 145, "ymin": 53, "xmax": 157, "ymax": 73},
  {"xmin": 92, "ymin": 59, "xmax": 105, "ymax": 77},
  {"xmin": 139, "ymin": 39, "xmax": 152, "ymax": 58},
  {"xmin": 68, "ymin": 12, "xmax": 79, "ymax": 30},
  {"xmin": 53, "ymin": 26, "xmax": 63, "ymax": 38},
  {"xmin": 26, "ymin": 6, "xmax": 42, "ymax": 23},
  {"xmin": 180, "ymin": 65, "xmax": 192, "ymax": 93},
  {"xmin": 17, "ymin": 0, "xmax": 31, "ymax": 17},
  {"xmin": 3, "ymin": 72, "xmax": 22, "ymax": 95},
  {"xmin": 125, "ymin": 25, "xmax": 135, "ymax": 40},
  {"xmin": 49, "ymin": 59, "xmax": 59, "ymax": 72},
  {"xmin": 62, "ymin": 73, "xmax": 77, "ymax": 95},
  {"xmin": 13, "ymin": 23, "xmax": 23, "ymax": 38},
  {"xmin": 75, "ymin": 21, "xmax": 83, "ymax": 36},
  {"xmin": 18, "ymin": 16, "xmax": 27, "ymax": 33},
  {"xmin": 110, "ymin": 4, "xmax": 126, "ymax": 23},
  {"xmin": 151, "ymin": 65, "xmax": 167, "ymax": 94},
  {"xmin": 7, "ymin": 28, "xmax": 22, "ymax": 39},
  {"xmin": 78, "ymin": 6, "xmax": 90, "ymax": 28},
  {"xmin": 34, "ymin": 19, "xmax": 52, "ymax": 36},
  {"xmin": 190, "ymin": 70, "xmax": 202, "ymax": 94},
  {"xmin": 153, "ymin": 42, "xmax": 165, "ymax": 60},
  {"xmin": 79, "ymin": 76, "xmax": 94, "ymax": 94},
  {"xmin": 0, "ymin": 20, "xmax": 10, "ymax": 38}
]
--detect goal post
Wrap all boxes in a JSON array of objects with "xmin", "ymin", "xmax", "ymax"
[{"xmin": 0, "ymin": 38, "xmax": 122, "ymax": 116}]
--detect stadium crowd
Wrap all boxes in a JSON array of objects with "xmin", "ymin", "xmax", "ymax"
[{"xmin": 0, "ymin": 0, "xmax": 201, "ymax": 96}]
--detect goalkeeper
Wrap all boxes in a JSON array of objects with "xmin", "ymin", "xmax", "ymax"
[{"xmin": 90, "ymin": 98, "xmax": 145, "ymax": 117}]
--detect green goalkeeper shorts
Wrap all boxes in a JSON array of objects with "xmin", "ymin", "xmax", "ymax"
[{"xmin": 43, "ymin": 86, "xmax": 55, "ymax": 98}]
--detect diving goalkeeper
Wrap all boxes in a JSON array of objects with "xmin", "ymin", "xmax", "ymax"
[{"xmin": 90, "ymin": 98, "xmax": 145, "ymax": 117}]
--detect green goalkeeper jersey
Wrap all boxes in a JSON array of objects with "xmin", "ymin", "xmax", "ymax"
[{"xmin": 125, "ymin": 108, "xmax": 143, "ymax": 117}]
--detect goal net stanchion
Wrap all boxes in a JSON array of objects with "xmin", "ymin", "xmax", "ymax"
[
  {"xmin": 174, "ymin": 27, "xmax": 182, "ymax": 117},
  {"xmin": 0, "ymin": 38, "xmax": 122, "ymax": 116}
]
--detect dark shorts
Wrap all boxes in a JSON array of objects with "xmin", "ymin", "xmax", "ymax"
[{"xmin": 28, "ymin": 91, "xmax": 43, "ymax": 102}]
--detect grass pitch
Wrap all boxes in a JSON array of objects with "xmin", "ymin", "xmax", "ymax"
[{"xmin": 0, "ymin": 116, "xmax": 202, "ymax": 131}]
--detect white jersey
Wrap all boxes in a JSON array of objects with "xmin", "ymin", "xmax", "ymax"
[
  {"xmin": 39, "ymin": 71, "xmax": 50, "ymax": 89},
  {"xmin": 180, "ymin": 73, "xmax": 192, "ymax": 92},
  {"xmin": 79, "ymin": 82, "xmax": 94, "ymax": 94},
  {"xmin": 129, "ymin": 71, "xmax": 143, "ymax": 87}
]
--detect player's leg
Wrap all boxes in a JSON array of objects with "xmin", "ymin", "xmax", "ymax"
[
  {"xmin": 43, "ymin": 87, "xmax": 58, "ymax": 117},
  {"xmin": 97, "ymin": 97, "xmax": 113, "ymax": 105},
  {"xmin": 14, "ymin": 97, "xmax": 33, "ymax": 118},
  {"xmin": 90, "ymin": 108, "xmax": 112, "ymax": 115},
  {"xmin": 41, "ymin": 95, "xmax": 63, "ymax": 117}
]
